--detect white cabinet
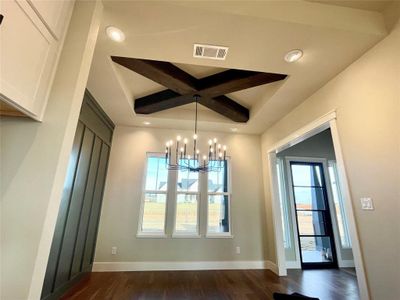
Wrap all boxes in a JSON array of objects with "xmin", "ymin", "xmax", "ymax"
[{"xmin": 0, "ymin": 0, "xmax": 74, "ymax": 120}]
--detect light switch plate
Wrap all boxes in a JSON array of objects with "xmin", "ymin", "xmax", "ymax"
[{"xmin": 360, "ymin": 197, "xmax": 374, "ymax": 210}]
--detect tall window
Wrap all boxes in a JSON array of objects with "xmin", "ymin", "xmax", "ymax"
[
  {"xmin": 276, "ymin": 158, "xmax": 291, "ymax": 248},
  {"xmin": 328, "ymin": 161, "xmax": 351, "ymax": 248},
  {"xmin": 139, "ymin": 154, "xmax": 232, "ymax": 237},
  {"xmin": 207, "ymin": 160, "xmax": 231, "ymax": 235},
  {"xmin": 174, "ymin": 160, "xmax": 200, "ymax": 235},
  {"xmin": 139, "ymin": 154, "xmax": 168, "ymax": 234}
]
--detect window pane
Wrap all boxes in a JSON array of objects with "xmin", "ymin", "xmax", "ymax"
[
  {"xmin": 300, "ymin": 236, "xmax": 334, "ymax": 263},
  {"xmin": 328, "ymin": 163, "xmax": 351, "ymax": 248},
  {"xmin": 277, "ymin": 160, "xmax": 291, "ymax": 248},
  {"xmin": 208, "ymin": 160, "xmax": 228, "ymax": 192},
  {"xmin": 145, "ymin": 156, "xmax": 168, "ymax": 191},
  {"xmin": 142, "ymin": 193, "xmax": 166, "ymax": 232},
  {"xmin": 291, "ymin": 164, "xmax": 323, "ymax": 187},
  {"xmin": 208, "ymin": 195, "xmax": 229, "ymax": 233},
  {"xmin": 297, "ymin": 211, "xmax": 326, "ymax": 236},
  {"xmin": 294, "ymin": 187, "xmax": 325, "ymax": 210},
  {"xmin": 175, "ymin": 194, "xmax": 198, "ymax": 233},
  {"xmin": 177, "ymin": 160, "xmax": 199, "ymax": 192}
]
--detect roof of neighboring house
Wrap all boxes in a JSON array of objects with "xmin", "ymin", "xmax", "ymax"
[{"xmin": 178, "ymin": 179, "xmax": 197, "ymax": 190}]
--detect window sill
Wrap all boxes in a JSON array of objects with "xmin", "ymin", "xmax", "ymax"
[
  {"xmin": 205, "ymin": 234, "xmax": 233, "ymax": 239},
  {"xmin": 172, "ymin": 233, "xmax": 201, "ymax": 239},
  {"xmin": 136, "ymin": 233, "xmax": 168, "ymax": 239}
]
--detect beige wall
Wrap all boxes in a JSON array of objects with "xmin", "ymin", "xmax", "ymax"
[
  {"xmin": 0, "ymin": 2, "xmax": 102, "ymax": 299},
  {"xmin": 94, "ymin": 126, "xmax": 268, "ymax": 263},
  {"xmin": 261, "ymin": 21, "xmax": 400, "ymax": 299}
]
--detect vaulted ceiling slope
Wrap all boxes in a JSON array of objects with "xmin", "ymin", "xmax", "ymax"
[{"xmin": 87, "ymin": 0, "xmax": 390, "ymax": 134}]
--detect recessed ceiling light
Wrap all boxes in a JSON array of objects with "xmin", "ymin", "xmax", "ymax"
[
  {"xmin": 231, "ymin": 128, "xmax": 238, "ymax": 132},
  {"xmin": 106, "ymin": 26, "xmax": 125, "ymax": 42},
  {"xmin": 143, "ymin": 121, "xmax": 151, "ymax": 125},
  {"xmin": 284, "ymin": 49, "xmax": 303, "ymax": 63}
]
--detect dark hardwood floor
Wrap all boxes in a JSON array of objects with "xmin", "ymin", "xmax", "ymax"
[{"xmin": 61, "ymin": 268, "xmax": 359, "ymax": 300}]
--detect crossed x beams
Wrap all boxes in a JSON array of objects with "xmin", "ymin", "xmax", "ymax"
[{"xmin": 111, "ymin": 56, "xmax": 287, "ymax": 122}]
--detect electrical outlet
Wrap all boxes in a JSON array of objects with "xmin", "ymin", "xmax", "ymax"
[
  {"xmin": 111, "ymin": 246, "xmax": 117, "ymax": 255},
  {"xmin": 236, "ymin": 246, "xmax": 241, "ymax": 254}
]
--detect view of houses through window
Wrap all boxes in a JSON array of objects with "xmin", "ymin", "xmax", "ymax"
[
  {"xmin": 141, "ymin": 156, "xmax": 168, "ymax": 233},
  {"xmin": 139, "ymin": 154, "xmax": 231, "ymax": 236},
  {"xmin": 175, "ymin": 160, "xmax": 199, "ymax": 234},
  {"xmin": 207, "ymin": 160, "xmax": 230, "ymax": 234}
]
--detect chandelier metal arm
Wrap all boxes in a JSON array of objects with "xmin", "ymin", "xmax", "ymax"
[{"xmin": 165, "ymin": 95, "xmax": 227, "ymax": 173}]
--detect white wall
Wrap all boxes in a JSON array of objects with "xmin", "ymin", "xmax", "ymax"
[
  {"xmin": 0, "ymin": 2, "xmax": 102, "ymax": 299},
  {"xmin": 261, "ymin": 21, "xmax": 400, "ymax": 300},
  {"xmin": 94, "ymin": 126, "xmax": 269, "ymax": 266}
]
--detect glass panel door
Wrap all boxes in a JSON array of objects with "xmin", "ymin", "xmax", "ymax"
[{"xmin": 290, "ymin": 162, "xmax": 338, "ymax": 269}]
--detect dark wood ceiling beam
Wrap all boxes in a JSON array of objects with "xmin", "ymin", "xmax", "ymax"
[
  {"xmin": 199, "ymin": 95, "xmax": 249, "ymax": 123},
  {"xmin": 197, "ymin": 69, "xmax": 287, "ymax": 97},
  {"xmin": 134, "ymin": 90, "xmax": 192, "ymax": 114},
  {"xmin": 111, "ymin": 56, "xmax": 198, "ymax": 95}
]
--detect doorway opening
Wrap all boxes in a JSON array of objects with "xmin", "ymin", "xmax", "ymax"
[
  {"xmin": 276, "ymin": 130, "xmax": 351, "ymax": 270},
  {"xmin": 267, "ymin": 112, "xmax": 369, "ymax": 299},
  {"xmin": 289, "ymin": 160, "xmax": 338, "ymax": 269}
]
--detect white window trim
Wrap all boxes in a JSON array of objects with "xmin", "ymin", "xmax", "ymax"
[
  {"xmin": 137, "ymin": 232, "xmax": 168, "ymax": 239},
  {"xmin": 171, "ymin": 233, "xmax": 202, "ymax": 239},
  {"xmin": 205, "ymin": 158, "xmax": 233, "ymax": 237},
  {"xmin": 137, "ymin": 153, "xmax": 169, "ymax": 237}
]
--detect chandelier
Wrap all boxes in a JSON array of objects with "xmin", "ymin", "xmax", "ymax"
[{"xmin": 165, "ymin": 95, "xmax": 227, "ymax": 172}]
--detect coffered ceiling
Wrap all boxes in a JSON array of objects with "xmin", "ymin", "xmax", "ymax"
[{"xmin": 87, "ymin": 0, "xmax": 391, "ymax": 134}]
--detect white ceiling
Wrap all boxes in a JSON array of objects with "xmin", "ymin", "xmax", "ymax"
[{"xmin": 87, "ymin": 0, "xmax": 390, "ymax": 134}]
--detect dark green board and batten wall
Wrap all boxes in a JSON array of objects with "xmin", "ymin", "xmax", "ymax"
[{"xmin": 41, "ymin": 90, "xmax": 114, "ymax": 300}]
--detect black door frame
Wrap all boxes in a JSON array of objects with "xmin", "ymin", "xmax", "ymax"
[{"xmin": 289, "ymin": 161, "xmax": 338, "ymax": 269}]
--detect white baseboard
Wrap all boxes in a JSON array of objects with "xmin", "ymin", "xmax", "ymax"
[
  {"xmin": 264, "ymin": 260, "xmax": 279, "ymax": 275},
  {"xmin": 93, "ymin": 260, "xmax": 279, "ymax": 275}
]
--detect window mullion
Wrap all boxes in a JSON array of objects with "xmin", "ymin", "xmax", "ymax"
[
  {"xmin": 199, "ymin": 170, "xmax": 208, "ymax": 235},
  {"xmin": 166, "ymin": 168, "xmax": 178, "ymax": 236}
]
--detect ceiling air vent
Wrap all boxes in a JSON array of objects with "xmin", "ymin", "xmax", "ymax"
[{"xmin": 193, "ymin": 44, "xmax": 229, "ymax": 60}]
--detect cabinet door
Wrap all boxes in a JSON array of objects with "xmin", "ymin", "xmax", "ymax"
[
  {"xmin": 29, "ymin": 0, "xmax": 74, "ymax": 40},
  {"xmin": 0, "ymin": 0, "xmax": 73, "ymax": 120}
]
